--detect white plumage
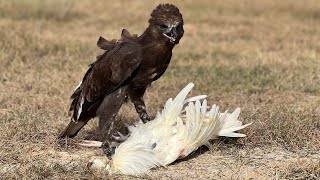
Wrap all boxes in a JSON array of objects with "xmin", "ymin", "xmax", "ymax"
[{"xmin": 89, "ymin": 83, "xmax": 252, "ymax": 175}]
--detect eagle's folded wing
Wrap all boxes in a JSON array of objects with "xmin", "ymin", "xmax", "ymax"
[{"xmin": 71, "ymin": 38, "xmax": 142, "ymax": 121}]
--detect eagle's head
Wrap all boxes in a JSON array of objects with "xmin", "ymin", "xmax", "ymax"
[{"xmin": 149, "ymin": 4, "xmax": 184, "ymax": 45}]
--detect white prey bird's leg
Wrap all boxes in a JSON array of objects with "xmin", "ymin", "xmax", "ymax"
[{"xmin": 78, "ymin": 140, "xmax": 103, "ymax": 147}]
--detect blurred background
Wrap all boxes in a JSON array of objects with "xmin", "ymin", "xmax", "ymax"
[{"xmin": 0, "ymin": 0, "xmax": 319, "ymax": 179}]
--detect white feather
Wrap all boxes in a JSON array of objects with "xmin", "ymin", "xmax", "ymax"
[
  {"xmin": 76, "ymin": 97, "xmax": 84, "ymax": 121},
  {"xmin": 89, "ymin": 83, "xmax": 252, "ymax": 176},
  {"xmin": 74, "ymin": 80, "xmax": 82, "ymax": 91},
  {"xmin": 183, "ymin": 95, "xmax": 207, "ymax": 104}
]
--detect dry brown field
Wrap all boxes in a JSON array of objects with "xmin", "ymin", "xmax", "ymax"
[{"xmin": 0, "ymin": 0, "xmax": 319, "ymax": 179}]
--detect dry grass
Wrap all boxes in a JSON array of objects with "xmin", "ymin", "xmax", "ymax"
[{"xmin": 1, "ymin": 0, "xmax": 320, "ymax": 179}]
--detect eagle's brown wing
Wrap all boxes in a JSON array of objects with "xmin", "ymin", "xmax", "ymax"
[{"xmin": 71, "ymin": 39, "xmax": 142, "ymax": 122}]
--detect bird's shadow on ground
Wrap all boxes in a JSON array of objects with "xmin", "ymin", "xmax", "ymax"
[{"xmin": 172, "ymin": 137, "xmax": 245, "ymax": 165}]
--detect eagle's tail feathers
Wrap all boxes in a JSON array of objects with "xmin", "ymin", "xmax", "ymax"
[{"xmin": 58, "ymin": 120, "xmax": 87, "ymax": 139}]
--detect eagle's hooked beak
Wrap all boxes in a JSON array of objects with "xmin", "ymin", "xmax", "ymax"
[{"xmin": 163, "ymin": 25, "xmax": 178, "ymax": 43}]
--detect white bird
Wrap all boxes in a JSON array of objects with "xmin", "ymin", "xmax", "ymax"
[{"xmin": 88, "ymin": 83, "xmax": 252, "ymax": 176}]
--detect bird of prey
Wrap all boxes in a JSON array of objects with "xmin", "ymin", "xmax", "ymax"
[
  {"xmin": 88, "ymin": 83, "xmax": 252, "ymax": 176},
  {"xmin": 58, "ymin": 4, "xmax": 184, "ymax": 155}
]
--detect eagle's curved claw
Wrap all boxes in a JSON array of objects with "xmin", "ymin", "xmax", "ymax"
[
  {"xmin": 140, "ymin": 113, "xmax": 150, "ymax": 123},
  {"xmin": 112, "ymin": 131, "xmax": 130, "ymax": 142}
]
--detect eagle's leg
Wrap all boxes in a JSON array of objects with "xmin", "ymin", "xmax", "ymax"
[
  {"xmin": 96, "ymin": 87, "xmax": 127, "ymax": 157},
  {"xmin": 135, "ymin": 99, "xmax": 150, "ymax": 123},
  {"xmin": 127, "ymin": 86, "xmax": 150, "ymax": 123}
]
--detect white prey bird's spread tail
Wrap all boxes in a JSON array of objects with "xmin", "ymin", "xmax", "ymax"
[{"xmin": 89, "ymin": 83, "xmax": 252, "ymax": 176}]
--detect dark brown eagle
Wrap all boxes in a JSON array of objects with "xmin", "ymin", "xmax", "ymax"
[{"xmin": 58, "ymin": 4, "xmax": 184, "ymax": 156}]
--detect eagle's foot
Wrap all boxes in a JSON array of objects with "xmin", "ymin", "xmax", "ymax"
[
  {"xmin": 140, "ymin": 113, "xmax": 150, "ymax": 123},
  {"xmin": 102, "ymin": 141, "xmax": 119, "ymax": 160}
]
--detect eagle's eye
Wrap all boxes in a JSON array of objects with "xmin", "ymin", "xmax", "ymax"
[{"xmin": 160, "ymin": 24, "xmax": 168, "ymax": 30}]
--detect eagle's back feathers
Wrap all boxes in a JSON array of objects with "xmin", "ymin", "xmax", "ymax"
[{"xmin": 97, "ymin": 29, "xmax": 138, "ymax": 51}]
